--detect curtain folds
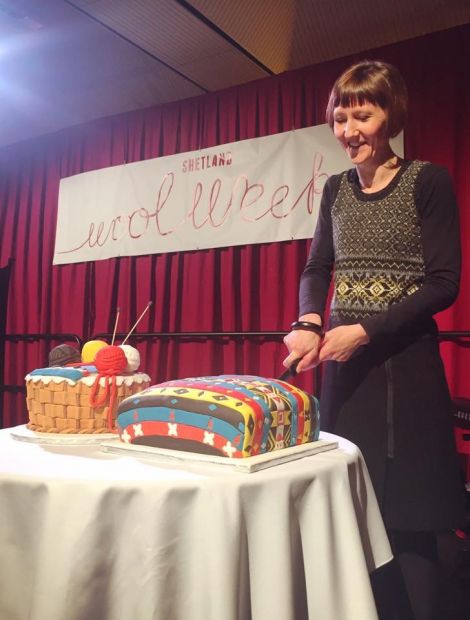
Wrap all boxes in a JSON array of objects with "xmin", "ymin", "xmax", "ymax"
[{"xmin": 0, "ymin": 24, "xmax": 469, "ymax": 427}]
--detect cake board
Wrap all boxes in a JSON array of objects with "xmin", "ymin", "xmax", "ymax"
[
  {"xmin": 10, "ymin": 424, "xmax": 116, "ymax": 446},
  {"xmin": 100, "ymin": 438, "xmax": 338, "ymax": 473}
]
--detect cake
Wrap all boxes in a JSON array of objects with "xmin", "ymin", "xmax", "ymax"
[
  {"xmin": 25, "ymin": 343, "xmax": 151, "ymax": 434},
  {"xmin": 116, "ymin": 375, "xmax": 320, "ymax": 457}
]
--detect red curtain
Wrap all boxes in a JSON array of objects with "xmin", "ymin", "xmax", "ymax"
[{"xmin": 0, "ymin": 24, "xmax": 469, "ymax": 428}]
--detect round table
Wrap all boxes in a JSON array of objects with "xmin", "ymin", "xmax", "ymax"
[{"xmin": 0, "ymin": 427, "xmax": 392, "ymax": 620}]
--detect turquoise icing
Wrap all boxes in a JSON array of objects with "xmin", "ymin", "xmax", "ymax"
[
  {"xmin": 29, "ymin": 365, "xmax": 97, "ymax": 381},
  {"xmin": 118, "ymin": 406, "xmax": 243, "ymax": 446}
]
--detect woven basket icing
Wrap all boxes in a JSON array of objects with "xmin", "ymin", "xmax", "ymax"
[{"xmin": 25, "ymin": 373, "xmax": 150, "ymax": 434}]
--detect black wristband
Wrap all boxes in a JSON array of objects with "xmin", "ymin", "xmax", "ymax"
[{"xmin": 290, "ymin": 320, "xmax": 324, "ymax": 337}]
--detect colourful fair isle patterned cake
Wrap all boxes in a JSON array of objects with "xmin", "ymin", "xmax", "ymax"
[{"xmin": 116, "ymin": 375, "xmax": 320, "ymax": 457}]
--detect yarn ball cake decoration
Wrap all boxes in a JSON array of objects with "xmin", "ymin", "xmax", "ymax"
[
  {"xmin": 116, "ymin": 375, "xmax": 320, "ymax": 458},
  {"xmin": 81, "ymin": 340, "xmax": 108, "ymax": 364},
  {"xmin": 48, "ymin": 344, "xmax": 81, "ymax": 367}
]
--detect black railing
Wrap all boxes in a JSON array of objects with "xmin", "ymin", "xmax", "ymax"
[
  {"xmin": 439, "ymin": 332, "xmax": 470, "ymax": 348},
  {"xmin": 4, "ymin": 333, "xmax": 82, "ymax": 346},
  {"xmin": 92, "ymin": 331, "xmax": 287, "ymax": 340}
]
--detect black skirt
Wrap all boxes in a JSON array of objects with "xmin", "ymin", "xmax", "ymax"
[{"xmin": 320, "ymin": 331, "xmax": 466, "ymax": 531}]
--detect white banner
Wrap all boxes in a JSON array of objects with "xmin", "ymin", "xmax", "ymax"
[{"xmin": 53, "ymin": 125, "xmax": 403, "ymax": 265}]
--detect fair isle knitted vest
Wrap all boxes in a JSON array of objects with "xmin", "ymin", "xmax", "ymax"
[{"xmin": 330, "ymin": 160, "xmax": 427, "ymax": 325}]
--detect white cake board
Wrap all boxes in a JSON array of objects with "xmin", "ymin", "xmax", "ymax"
[
  {"xmin": 100, "ymin": 438, "xmax": 338, "ymax": 473},
  {"xmin": 10, "ymin": 424, "xmax": 116, "ymax": 446}
]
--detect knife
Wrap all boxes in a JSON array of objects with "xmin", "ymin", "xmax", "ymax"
[{"xmin": 277, "ymin": 357, "xmax": 303, "ymax": 382}]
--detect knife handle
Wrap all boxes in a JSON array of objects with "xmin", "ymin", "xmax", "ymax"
[{"xmin": 277, "ymin": 357, "xmax": 303, "ymax": 382}]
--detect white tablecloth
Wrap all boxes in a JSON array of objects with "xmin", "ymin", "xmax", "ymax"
[{"xmin": 0, "ymin": 427, "xmax": 392, "ymax": 620}]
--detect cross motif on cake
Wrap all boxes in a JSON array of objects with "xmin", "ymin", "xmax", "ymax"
[
  {"xmin": 122, "ymin": 429, "xmax": 131, "ymax": 443},
  {"xmin": 168, "ymin": 422, "xmax": 178, "ymax": 437},
  {"xmin": 133, "ymin": 423, "xmax": 143, "ymax": 437},
  {"xmin": 203, "ymin": 431, "xmax": 214, "ymax": 445},
  {"xmin": 222, "ymin": 441, "xmax": 237, "ymax": 457}
]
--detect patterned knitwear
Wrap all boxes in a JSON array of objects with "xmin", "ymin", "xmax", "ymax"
[{"xmin": 330, "ymin": 161, "xmax": 426, "ymax": 324}]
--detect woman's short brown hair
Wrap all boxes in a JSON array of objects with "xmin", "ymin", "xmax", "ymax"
[{"xmin": 325, "ymin": 61, "xmax": 408, "ymax": 138}]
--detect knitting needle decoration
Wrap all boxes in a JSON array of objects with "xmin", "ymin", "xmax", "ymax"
[
  {"xmin": 122, "ymin": 301, "xmax": 153, "ymax": 345},
  {"xmin": 111, "ymin": 307, "xmax": 120, "ymax": 345}
]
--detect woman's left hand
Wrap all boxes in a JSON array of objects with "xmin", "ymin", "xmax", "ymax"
[{"xmin": 318, "ymin": 324, "xmax": 370, "ymax": 362}]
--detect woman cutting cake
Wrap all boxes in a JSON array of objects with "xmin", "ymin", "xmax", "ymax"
[{"xmin": 283, "ymin": 60, "xmax": 465, "ymax": 620}]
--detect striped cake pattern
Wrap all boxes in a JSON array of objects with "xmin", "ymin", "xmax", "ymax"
[{"xmin": 116, "ymin": 375, "xmax": 320, "ymax": 458}]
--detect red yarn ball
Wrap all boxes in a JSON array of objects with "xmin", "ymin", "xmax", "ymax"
[{"xmin": 95, "ymin": 345, "xmax": 128, "ymax": 374}]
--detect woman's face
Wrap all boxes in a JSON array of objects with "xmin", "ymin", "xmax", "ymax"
[{"xmin": 333, "ymin": 102, "xmax": 390, "ymax": 166}]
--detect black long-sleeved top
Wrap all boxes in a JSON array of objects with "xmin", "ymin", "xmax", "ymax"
[{"xmin": 299, "ymin": 160, "xmax": 460, "ymax": 341}]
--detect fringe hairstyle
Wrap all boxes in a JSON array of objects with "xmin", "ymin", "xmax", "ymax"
[{"xmin": 326, "ymin": 61, "xmax": 408, "ymax": 138}]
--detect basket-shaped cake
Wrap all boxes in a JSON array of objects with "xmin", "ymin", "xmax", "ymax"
[{"xmin": 26, "ymin": 367, "xmax": 151, "ymax": 434}]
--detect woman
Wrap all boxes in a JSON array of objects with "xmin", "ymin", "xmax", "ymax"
[{"xmin": 283, "ymin": 61, "xmax": 465, "ymax": 620}]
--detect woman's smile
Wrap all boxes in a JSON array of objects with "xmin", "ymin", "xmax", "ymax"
[{"xmin": 333, "ymin": 102, "xmax": 390, "ymax": 166}]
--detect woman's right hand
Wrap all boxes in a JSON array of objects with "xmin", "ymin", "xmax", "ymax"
[{"xmin": 283, "ymin": 329, "xmax": 322, "ymax": 372}]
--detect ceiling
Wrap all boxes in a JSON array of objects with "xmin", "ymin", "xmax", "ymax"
[{"xmin": 0, "ymin": 0, "xmax": 468, "ymax": 149}]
